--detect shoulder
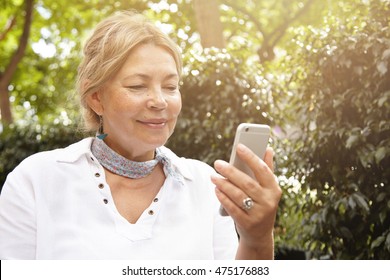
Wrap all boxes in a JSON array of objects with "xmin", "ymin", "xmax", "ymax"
[
  {"xmin": 160, "ymin": 146, "xmax": 216, "ymax": 180},
  {"xmin": 10, "ymin": 138, "xmax": 93, "ymax": 175}
]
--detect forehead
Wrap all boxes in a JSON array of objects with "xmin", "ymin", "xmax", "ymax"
[{"xmin": 121, "ymin": 44, "xmax": 178, "ymax": 72}]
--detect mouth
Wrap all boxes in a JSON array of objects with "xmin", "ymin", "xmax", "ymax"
[{"xmin": 138, "ymin": 119, "xmax": 168, "ymax": 128}]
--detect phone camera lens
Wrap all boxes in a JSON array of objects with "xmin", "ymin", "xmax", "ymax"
[{"xmin": 245, "ymin": 127, "xmax": 249, "ymax": 132}]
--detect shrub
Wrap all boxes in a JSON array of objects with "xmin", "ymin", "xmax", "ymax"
[
  {"xmin": 167, "ymin": 48, "xmax": 277, "ymax": 164},
  {"xmin": 283, "ymin": 3, "xmax": 390, "ymax": 259},
  {"xmin": 0, "ymin": 123, "xmax": 83, "ymax": 190}
]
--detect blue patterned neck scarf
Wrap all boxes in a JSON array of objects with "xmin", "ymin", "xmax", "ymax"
[{"xmin": 91, "ymin": 138, "xmax": 183, "ymax": 183}]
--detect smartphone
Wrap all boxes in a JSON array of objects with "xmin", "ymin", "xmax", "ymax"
[{"xmin": 219, "ymin": 123, "xmax": 271, "ymax": 216}]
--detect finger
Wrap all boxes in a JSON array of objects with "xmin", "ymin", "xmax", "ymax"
[
  {"xmin": 211, "ymin": 174, "xmax": 251, "ymax": 211},
  {"xmin": 264, "ymin": 147, "xmax": 274, "ymax": 172},
  {"xmin": 214, "ymin": 185, "xmax": 251, "ymax": 220},
  {"xmin": 236, "ymin": 144, "xmax": 277, "ymax": 190},
  {"xmin": 213, "ymin": 159, "xmax": 260, "ymax": 198}
]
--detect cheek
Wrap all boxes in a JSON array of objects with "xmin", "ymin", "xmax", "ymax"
[
  {"xmin": 109, "ymin": 93, "xmax": 142, "ymax": 113},
  {"xmin": 170, "ymin": 95, "xmax": 182, "ymax": 116}
]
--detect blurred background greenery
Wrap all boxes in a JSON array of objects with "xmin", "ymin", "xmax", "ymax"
[{"xmin": 0, "ymin": 0, "xmax": 389, "ymax": 259}]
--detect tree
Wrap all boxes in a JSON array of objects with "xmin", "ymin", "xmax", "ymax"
[
  {"xmin": 148, "ymin": 0, "xmax": 322, "ymax": 62},
  {"xmin": 192, "ymin": 0, "xmax": 225, "ymax": 48},
  {"xmin": 167, "ymin": 47, "xmax": 277, "ymax": 163},
  {"xmin": 0, "ymin": 0, "xmax": 34, "ymax": 125},
  {"xmin": 221, "ymin": 0, "xmax": 318, "ymax": 62},
  {"xmin": 0, "ymin": 0, "xmax": 334, "ymax": 129},
  {"xmin": 279, "ymin": 0, "xmax": 390, "ymax": 259},
  {"xmin": 2, "ymin": 0, "xmax": 389, "ymax": 259},
  {"xmin": 0, "ymin": 0, "xmax": 150, "ymax": 128}
]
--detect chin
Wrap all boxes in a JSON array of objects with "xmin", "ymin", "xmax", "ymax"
[{"xmin": 147, "ymin": 137, "xmax": 169, "ymax": 148}]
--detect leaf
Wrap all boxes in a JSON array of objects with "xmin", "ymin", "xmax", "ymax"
[
  {"xmin": 382, "ymin": 48, "xmax": 390, "ymax": 60},
  {"xmin": 346, "ymin": 134, "xmax": 359, "ymax": 149},
  {"xmin": 377, "ymin": 192, "xmax": 387, "ymax": 202},
  {"xmin": 348, "ymin": 196, "xmax": 356, "ymax": 210},
  {"xmin": 375, "ymin": 147, "xmax": 386, "ymax": 164},
  {"xmin": 377, "ymin": 61, "xmax": 388, "ymax": 76},
  {"xmin": 340, "ymin": 227, "xmax": 353, "ymax": 240},
  {"xmin": 371, "ymin": 236, "xmax": 385, "ymax": 249},
  {"xmin": 386, "ymin": 233, "xmax": 390, "ymax": 251},
  {"xmin": 352, "ymin": 193, "xmax": 370, "ymax": 213},
  {"xmin": 378, "ymin": 95, "xmax": 388, "ymax": 107},
  {"xmin": 379, "ymin": 210, "xmax": 387, "ymax": 224}
]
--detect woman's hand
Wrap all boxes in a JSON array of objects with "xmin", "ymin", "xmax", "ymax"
[{"xmin": 211, "ymin": 143, "xmax": 282, "ymax": 259}]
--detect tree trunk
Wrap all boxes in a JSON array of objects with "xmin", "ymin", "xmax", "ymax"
[
  {"xmin": 0, "ymin": 0, "xmax": 34, "ymax": 126},
  {"xmin": 0, "ymin": 87, "xmax": 13, "ymax": 125},
  {"xmin": 193, "ymin": 0, "xmax": 225, "ymax": 48},
  {"xmin": 223, "ymin": 0, "xmax": 316, "ymax": 63}
]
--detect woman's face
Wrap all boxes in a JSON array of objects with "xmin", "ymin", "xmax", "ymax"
[{"xmin": 89, "ymin": 43, "xmax": 182, "ymax": 161}]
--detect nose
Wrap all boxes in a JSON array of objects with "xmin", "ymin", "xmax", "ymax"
[{"xmin": 147, "ymin": 88, "xmax": 168, "ymax": 110}]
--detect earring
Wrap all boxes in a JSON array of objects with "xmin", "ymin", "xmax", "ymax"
[{"xmin": 97, "ymin": 115, "xmax": 108, "ymax": 140}]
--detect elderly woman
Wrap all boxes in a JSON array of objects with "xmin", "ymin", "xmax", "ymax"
[{"xmin": 0, "ymin": 11, "xmax": 281, "ymax": 259}]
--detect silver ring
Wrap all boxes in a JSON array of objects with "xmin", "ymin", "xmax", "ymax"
[{"xmin": 242, "ymin": 197, "xmax": 254, "ymax": 211}]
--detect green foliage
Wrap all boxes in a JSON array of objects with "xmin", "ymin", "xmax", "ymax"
[
  {"xmin": 167, "ymin": 48, "xmax": 277, "ymax": 164},
  {"xmin": 0, "ymin": 122, "xmax": 83, "ymax": 189},
  {"xmin": 220, "ymin": 0, "xmax": 325, "ymax": 60},
  {"xmin": 1, "ymin": 0, "xmax": 150, "ymax": 125},
  {"xmin": 1, "ymin": 0, "xmax": 390, "ymax": 260},
  {"xmin": 281, "ymin": 0, "xmax": 390, "ymax": 259}
]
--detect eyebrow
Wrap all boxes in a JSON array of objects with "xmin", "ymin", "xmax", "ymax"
[{"xmin": 123, "ymin": 73, "xmax": 179, "ymax": 81}]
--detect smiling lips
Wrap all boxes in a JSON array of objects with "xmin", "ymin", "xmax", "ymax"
[{"xmin": 138, "ymin": 119, "xmax": 167, "ymax": 128}]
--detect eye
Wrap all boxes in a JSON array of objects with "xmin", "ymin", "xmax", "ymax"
[
  {"xmin": 165, "ymin": 86, "xmax": 177, "ymax": 91},
  {"xmin": 125, "ymin": 85, "xmax": 146, "ymax": 91},
  {"xmin": 163, "ymin": 84, "xmax": 179, "ymax": 92}
]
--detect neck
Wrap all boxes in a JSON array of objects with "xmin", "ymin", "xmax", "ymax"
[
  {"xmin": 103, "ymin": 138, "xmax": 155, "ymax": 162},
  {"xmin": 91, "ymin": 138, "xmax": 160, "ymax": 179}
]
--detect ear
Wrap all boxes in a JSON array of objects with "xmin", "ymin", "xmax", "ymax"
[
  {"xmin": 85, "ymin": 91, "xmax": 104, "ymax": 116},
  {"xmin": 82, "ymin": 79, "xmax": 104, "ymax": 115}
]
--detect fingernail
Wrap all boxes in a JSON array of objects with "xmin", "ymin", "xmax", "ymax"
[
  {"xmin": 237, "ymin": 143, "xmax": 248, "ymax": 153},
  {"xmin": 210, "ymin": 174, "xmax": 220, "ymax": 183},
  {"xmin": 214, "ymin": 160, "xmax": 228, "ymax": 170},
  {"xmin": 211, "ymin": 173, "xmax": 224, "ymax": 180}
]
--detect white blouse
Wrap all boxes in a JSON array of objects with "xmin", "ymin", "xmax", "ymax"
[{"xmin": 0, "ymin": 138, "xmax": 238, "ymax": 259}]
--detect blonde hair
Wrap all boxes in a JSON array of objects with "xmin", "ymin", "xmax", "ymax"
[{"xmin": 77, "ymin": 10, "xmax": 183, "ymax": 132}]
